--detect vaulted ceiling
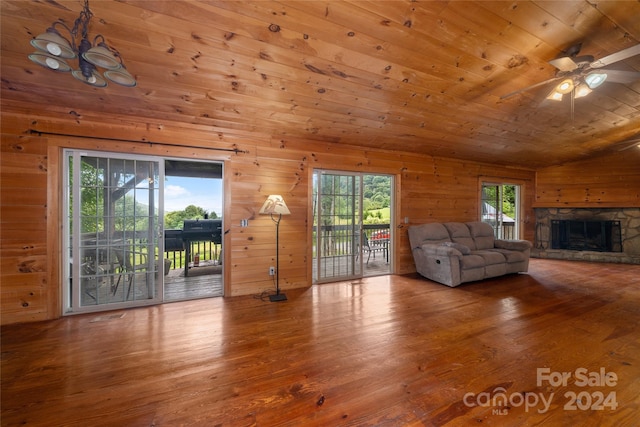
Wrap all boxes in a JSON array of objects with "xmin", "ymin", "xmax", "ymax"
[{"xmin": 2, "ymin": 1, "xmax": 639, "ymax": 168}]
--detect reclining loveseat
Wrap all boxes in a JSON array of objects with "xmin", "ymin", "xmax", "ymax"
[{"xmin": 408, "ymin": 221, "xmax": 532, "ymax": 287}]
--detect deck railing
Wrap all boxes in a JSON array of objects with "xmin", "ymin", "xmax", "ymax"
[
  {"xmin": 313, "ymin": 224, "xmax": 390, "ymax": 257},
  {"xmin": 164, "ymin": 241, "xmax": 220, "ymax": 270},
  {"xmin": 501, "ymin": 223, "xmax": 515, "ymax": 240}
]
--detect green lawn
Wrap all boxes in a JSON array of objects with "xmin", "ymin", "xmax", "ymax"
[{"xmin": 364, "ymin": 207, "xmax": 390, "ymax": 224}]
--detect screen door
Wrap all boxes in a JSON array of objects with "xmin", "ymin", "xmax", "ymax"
[
  {"xmin": 313, "ymin": 171, "xmax": 363, "ymax": 282},
  {"xmin": 64, "ymin": 150, "xmax": 162, "ymax": 313}
]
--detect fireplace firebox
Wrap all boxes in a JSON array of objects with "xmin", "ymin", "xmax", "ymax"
[{"xmin": 551, "ymin": 220, "xmax": 622, "ymax": 252}]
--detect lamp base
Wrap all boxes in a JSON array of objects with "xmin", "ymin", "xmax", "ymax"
[{"xmin": 269, "ymin": 293, "xmax": 287, "ymax": 302}]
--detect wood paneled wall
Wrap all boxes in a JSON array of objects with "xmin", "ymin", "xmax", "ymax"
[
  {"xmin": 1, "ymin": 132, "xmax": 51, "ymax": 325},
  {"xmin": 1, "ymin": 110, "xmax": 535, "ymax": 325},
  {"xmin": 535, "ymin": 150, "xmax": 640, "ymax": 207}
]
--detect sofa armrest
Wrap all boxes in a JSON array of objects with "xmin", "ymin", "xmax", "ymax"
[
  {"xmin": 412, "ymin": 243, "xmax": 463, "ymax": 287},
  {"xmin": 416, "ymin": 243, "xmax": 463, "ymax": 259},
  {"xmin": 494, "ymin": 239, "xmax": 532, "ymax": 251}
]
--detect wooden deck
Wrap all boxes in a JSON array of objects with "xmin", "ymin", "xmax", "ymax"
[
  {"xmin": 2, "ymin": 259, "xmax": 639, "ymax": 426},
  {"xmin": 80, "ymin": 262, "xmax": 223, "ymax": 306},
  {"xmin": 164, "ymin": 261, "xmax": 223, "ymax": 301}
]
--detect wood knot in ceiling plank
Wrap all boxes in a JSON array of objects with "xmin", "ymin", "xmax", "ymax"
[{"xmin": 508, "ymin": 55, "xmax": 529, "ymax": 68}]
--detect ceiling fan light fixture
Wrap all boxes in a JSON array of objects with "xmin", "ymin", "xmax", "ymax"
[
  {"xmin": 556, "ymin": 78, "xmax": 574, "ymax": 94},
  {"xmin": 585, "ymin": 73, "xmax": 607, "ymax": 89},
  {"xmin": 574, "ymin": 83, "xmax": 592, "ymax": 99},
  {"xmin": 546, "ymin": 90, "xmax": 563, "ymax": 101}
]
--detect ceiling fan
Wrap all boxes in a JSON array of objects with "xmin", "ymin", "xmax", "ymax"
[
  {"xmin": 501, "ymin": 43, "xmax": 640, "ymax": 101},
  {"xmin": 617, "ymin": 134, "xmax": 640, "ymax": 151}
]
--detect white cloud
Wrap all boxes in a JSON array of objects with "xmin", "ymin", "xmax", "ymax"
[
  {"xmin": 165, "ymin": 184, "xmax": 189, "ymax": 197},
  {"xmin": 163, "ymin": 179, "xmax": 223, "ymax": 216}
]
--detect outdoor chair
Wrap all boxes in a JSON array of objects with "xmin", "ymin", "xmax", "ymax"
[
  {"xmin": 363, "ymin": 233, "xmax": 388, "ymax": 265},
  {"xmin": 112, "ymin": 249, "xmax": 149, "ymax": 300}
]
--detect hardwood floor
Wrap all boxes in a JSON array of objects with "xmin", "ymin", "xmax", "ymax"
[{"xmin": 2, "ymin": 259, "xmax": 639, "ymax": 426}]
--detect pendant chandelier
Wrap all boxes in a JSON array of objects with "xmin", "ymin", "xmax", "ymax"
[{"xmin": 28, "ymin": 0, "xmax": 136, "ymax": 88}]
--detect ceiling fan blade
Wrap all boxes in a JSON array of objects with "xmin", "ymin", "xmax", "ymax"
[
  {"xmin": 590, "ymin": 44, "xmax": 640, "ymax": 68},
  {"xmin": 500, "ymin": 76, "xmax": 563, "ymax": 99},
  {"xmin": 616, "ymin": 133, "xmax": 640, "ymax": 151},
  {"xmin": 594, "ymin": 69, "xmax": 640, "ymax": 84},
  {"xmin": 618, "ymin": 139, "xmax": 640, "ymax": 151},
  {"xmin": 549, "ymin": 57, "xmax": 578, "ymax": 71}
]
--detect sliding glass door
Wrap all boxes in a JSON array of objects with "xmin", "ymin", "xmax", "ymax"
[
  {"xmin": 313, "ymin": 171, "xmax": 363, "ymax": 282},
  {"xmin": 64, "ymin": 150, "xmax": 162, "ymax": 313}
]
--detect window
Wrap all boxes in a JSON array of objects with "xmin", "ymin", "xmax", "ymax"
[{"xmin": 480, "ymin": 181, "xmax": 520, "ymax": 239}]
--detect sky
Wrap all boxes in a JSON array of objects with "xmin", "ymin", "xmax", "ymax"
[{"xmin": 164, "ymin": 176, "xmax": 223, "ymax": 217}]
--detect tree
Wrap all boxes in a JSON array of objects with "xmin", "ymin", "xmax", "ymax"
[
  {"xmin": 164, "ymin": 205, "xmax": 214, "ymax": 229},
  {"xmin": 363, "ymin": 175, "xmax": 391, "ymax": 210},
  {"xmin": 483, "ymin": 184, "xmax": 516, "ymax": 219}
]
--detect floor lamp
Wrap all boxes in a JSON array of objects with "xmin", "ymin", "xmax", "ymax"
[{"xmin": 259, "ymin": 195, "xmax": 290, "ymax": 302}]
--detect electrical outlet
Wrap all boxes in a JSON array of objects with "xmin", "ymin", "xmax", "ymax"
[{"xmin": 269, "ymin": 266, "xmax": 276, "ymax": 276}]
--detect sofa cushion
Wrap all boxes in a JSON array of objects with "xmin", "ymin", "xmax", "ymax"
[
  {"xmin": 466, "ymin": 221, "xmax": 496, "ymax": 250},
  {"xmin": 443, "ymin": 222, "xmax": 476, "ymax": 250},
  {"xmin": 488, "ymin": 248, "xmax": 527, "ymax": 263},
  {"xmin": 471, "ymin": 250, "xmax": 506, "ymax": 265},
  {"xmin": 494, "ymin": 239, "xmax": 532, "ymax": 251},
  {"xmin": 408, "ymin": 223, "xmax": 451, "ymax": 249},
  {"xmin": 440, "ymin": 241, "xmax": 471, "ymax": 255},
  {"xmin": 459, "ymin": 254, "xmax": 485, "ymax": 270}
]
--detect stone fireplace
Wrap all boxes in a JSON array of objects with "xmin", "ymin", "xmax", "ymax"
[{"xmin": 533, "ymin": 208, "xmax": 640, "ymax": 264}]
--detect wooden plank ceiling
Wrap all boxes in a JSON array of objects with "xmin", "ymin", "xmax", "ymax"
[{"xmin": 2, "ymin": 1, "xmax": 639, "ymax": 168}]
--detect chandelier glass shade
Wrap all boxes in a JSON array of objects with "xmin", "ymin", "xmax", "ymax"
[
  {"xmin": 30, "ymin": 26, "xmax": 76, "ymax": 58},
  {"xmin": 28, "ymin": 0, "xmax": 136, "ymax": 88},
  {"xmin": 28, "ymin": 52, "xmax": 73, "ymax": 72}
]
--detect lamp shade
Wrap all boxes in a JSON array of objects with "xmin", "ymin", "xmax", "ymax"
[
  {"xmin": 31, "ymin": 27, "xmax": 76, "ymax": 59},
  {"xmin": 28, "ymin": 52, "xmax": 72, "ymax": 72},
  {"xmin": 104, "ymin": 66, "xmax": 137, "ymax": 87},
  {"xmin": 585, "ymin": 73, "xmax": 607, "ymax": 89},
  {"xmin": 83, "ymin": 43, "xmax": 122, "ymax": 70},
  {"xmin": 546, "ymin": 90, "xmax": 563, "ymax": 101},
  {"xmin": 556, "ymin": 78, "xmax": 574, "ymax": 94},
  {"xmin": 259, "ymin": 195, "xmax": 290, "ymax": 215},
  {"xmin": 574, "ymin": 83, "xmax": 592, "ymax": 99},
  {"xmin": 72, "ymin": 69, "xmax": 108, "ymax": 87}
]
